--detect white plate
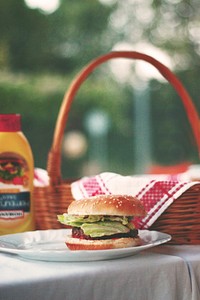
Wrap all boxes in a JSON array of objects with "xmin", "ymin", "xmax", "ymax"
[{"xmin": 0, "ymin": 229, "xmax": 171, "ymax": 262}]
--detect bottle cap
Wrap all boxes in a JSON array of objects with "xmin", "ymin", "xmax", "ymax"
[{"xmin": 0, "ymin": 114, "xmax": 21, "ymax": 132}]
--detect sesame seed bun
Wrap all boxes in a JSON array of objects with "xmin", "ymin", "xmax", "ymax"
[{"xmin": 68, "ymin": 194, "xmax": 146, "ymax": 217}]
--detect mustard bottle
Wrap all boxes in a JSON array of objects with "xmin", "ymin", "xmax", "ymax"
[{"xmin": 0, "ymin": 114, "xmax": 35, "ymax": 235}]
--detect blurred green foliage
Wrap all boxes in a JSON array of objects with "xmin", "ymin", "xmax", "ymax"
[
  {"xmin": 0, "ymin": 0, "xmax": 200, "ymax": 178},
  {"xmin": 0, "ymin": 70, "xmax": 133, "ymax": 177}
]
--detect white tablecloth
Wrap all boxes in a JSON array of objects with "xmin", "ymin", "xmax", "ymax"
[
  {"xmin": 151, "ymin": 245, "xmax": 200, "ymax": 300},
  {"xmin": 0, "ymin": 248, "xmax": 193, "ymax": 300}
]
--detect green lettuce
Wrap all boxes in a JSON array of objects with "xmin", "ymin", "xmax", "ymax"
[
  {"xmin": 57, "ymin": 214, "xmax": 135, "ymax": 238},
  {"xmin": 81, "ymin": 221, "xmax": 129, "ymax": 237},
  {"xmin": 57, "ymin": 214, "xmax": 102, "ymax": 227}
]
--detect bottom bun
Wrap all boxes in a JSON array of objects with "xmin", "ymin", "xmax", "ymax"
[{"xmin": 65, "ymin": 236, "xmax": 142, "ymax": 251}]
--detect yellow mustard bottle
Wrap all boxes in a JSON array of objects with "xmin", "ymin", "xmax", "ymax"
[{"xmin": 0, "ymin": 114, "xmax": 35, "ymax": 235}]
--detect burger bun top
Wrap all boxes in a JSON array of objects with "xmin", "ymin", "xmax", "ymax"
[{"xmin": 68, "ymin": 194, "xmax": 146, "ymax": 217}]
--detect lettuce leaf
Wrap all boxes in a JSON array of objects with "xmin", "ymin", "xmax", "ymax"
[
  {"xmin": 81, "ymin": 221, "xmax": 129, "ymax": 237},
  {"xmin": 57, "ymin": 214, "xmax": 130, "ymax": 226},
  {"xmin": 57, "ymin": 214, "xmax": 135, "ymax": 237},
  {"xmin": 57, "ymin": 214, "xmax": 102, "ymax": 227}
]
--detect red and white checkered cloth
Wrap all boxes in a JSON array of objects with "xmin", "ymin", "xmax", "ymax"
[{"xmin": 71, "ymin": 172, "xmax": 199, "ymax": 229}]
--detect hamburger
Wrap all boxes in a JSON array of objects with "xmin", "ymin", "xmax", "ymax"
[{"xmin": 57, "ymin": 194, "xmax": 146, "ymax": 251}]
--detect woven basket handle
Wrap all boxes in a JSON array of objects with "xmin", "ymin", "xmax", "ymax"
[{"xmin": 47, "ymin": 51, "xmax": 200, "ymax": 184}]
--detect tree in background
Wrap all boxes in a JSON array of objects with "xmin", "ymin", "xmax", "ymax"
[
  {"xmin": 0, "ymin": 0, "xmax": 199, "ymax": 177},
  {"xmin": 0, "ymin": 0, "xmax": 113, "ymax": 72},
  {"xmin": 105, "ymin": 0, "xmax": 200, "ymax": 167}
]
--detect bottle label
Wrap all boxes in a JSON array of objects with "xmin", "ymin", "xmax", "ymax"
[{"xmin": 0, "ymin": 152, "xmax": 31, "ymax": 220}]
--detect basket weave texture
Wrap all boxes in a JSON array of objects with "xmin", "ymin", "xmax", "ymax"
[{"xmin": 33, "ymin": 51, "xmax": 200, "ymax": 244}]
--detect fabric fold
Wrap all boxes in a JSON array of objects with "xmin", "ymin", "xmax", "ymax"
[{"xmin": 71, "ymin": 172, "xmax": 199, "ymax": 229}]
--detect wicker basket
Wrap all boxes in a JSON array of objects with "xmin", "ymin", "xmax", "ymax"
[{"xmin": 33, "ymin": 51, "xmax": 200, "ymax": 244}]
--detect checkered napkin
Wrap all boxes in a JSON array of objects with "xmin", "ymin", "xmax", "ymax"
[{"xmin": 71, "ymin": 172, "xmax": 199, "ymax": 229}]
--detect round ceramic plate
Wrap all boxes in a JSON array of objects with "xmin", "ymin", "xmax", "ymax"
[{"xmin": 0, "ymin": 229, "xmax": 171, "ymax": 262}]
